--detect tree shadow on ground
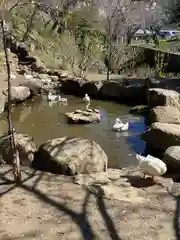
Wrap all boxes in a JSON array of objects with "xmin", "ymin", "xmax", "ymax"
[
  {"xmin": 0, "ymin": 167, "xmax": 121, "ymax": 240},
  {"xmin": 90, "ymin": 184, "xmax": 122, "ymax": 240},
  {"xmin": 170, "ymin": 193, "xmax": 180, "ymax": 240},
  {"xmin": 121, "ymin": 175, "xmax": 155, "ymax": 188}
]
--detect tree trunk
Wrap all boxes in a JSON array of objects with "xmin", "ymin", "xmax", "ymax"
[
  {"xmin": 0, "ymin": 19, "xmax": 21, "ymax": 183},
  {"xmin": 127, "ymin": 35, "xmax": 131, "ymax": 45},
  {"xmin": 22, "ymin": 4, "xmax": 38, "ymax": 42},
  {"xmin": 107, "ymin": 18, "xmax": 112, "ymax": 81}
]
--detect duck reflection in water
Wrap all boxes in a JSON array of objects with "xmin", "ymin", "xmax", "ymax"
[
  {"xmin": 115, "ymin": 131, "xmax": 130, "ymax": 139},
  {"xmin": 19, "ymin": 106, "xmax": 32, "ymax": 123}
]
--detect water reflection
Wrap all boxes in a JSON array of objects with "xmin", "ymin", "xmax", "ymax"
[
  {"xmin": 0, "ymin": 95, "xmax": 147, "ymax": 168},
  {"xmin": 19, "ymin": 106, "xmax": 32, "ymax": 123},
  {"xmin": 48, "ymin": 101, "xmax": 57, "ymax": 108},
  {"xmin": 126, "ymin": 118, "xmax": 146, "ymax": 155}
]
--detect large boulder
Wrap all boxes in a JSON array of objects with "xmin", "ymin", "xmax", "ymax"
[
  {"xmin": 19, "ymin": 78, "xmax": 42, "ymax": 96},
  {"xmin": 3, "ymin": 86, "xmax": 31, "ymax": 103},
  {"xmin": 149, "ymin": 106, "xmax": 180, "ymax": 124},
  {"xmin": 100, "ymin": 81, "xmax": 122, "ymax": 99},
  {"xmin": 142, "ymin": 122, "xmax": 180, "ymax": 151},
  {"xmin": 100, "ymin": 79, "xmax": 146, "ymax": 103},
  {"xmin": 119, "ymin": 80, "xmax": 146, "ymax": 104},
  {"xmin": 81, "ymin": 81, "xmax": 103, "ymax": 96},
  {"xmin": 33, "ymin": 137, "xmax": 108, "ymax": 175},
  {"xmin": 61, "ymin": 78, "xmax": 86, "ymax": 95},
  {"xmin": 163, "ymin": 146, "xmax": 180, "ymax": 172},
  {"xmin": 30, "ymin": 56, "xmax": 46, "ymax": 73},
  {"xmin": 0, "ymin": 133, "xmax": 37, "ymax": 166},
  {"xmin": 148, "ymin": 88, "xmax": 180, "ymax": 108},
  {"xmin": 16, "ymin": 42, "xmax": 29, "ymax": 59}
]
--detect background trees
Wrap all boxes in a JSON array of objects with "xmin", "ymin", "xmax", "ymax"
[{"xmin": 1, "ymin": 0, "xmax": 174, "ymax": 79}]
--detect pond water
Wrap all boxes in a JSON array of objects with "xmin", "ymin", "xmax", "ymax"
[{"xmin": 0, "ymin": 95, "xmax": 146, "ymax": 168}]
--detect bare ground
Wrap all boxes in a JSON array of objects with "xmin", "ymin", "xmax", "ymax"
[{"xmin": 0, "ymin": 165, "xmax": 179, "ymax": 240}]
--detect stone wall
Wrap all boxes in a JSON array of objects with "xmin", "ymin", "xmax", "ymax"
[
  {"xmin": 120, "ymin": 45, "xmax": 180, "ymax": 74},
  {"xmin": 135, "ymin": 46, "xmax": 180, "ymax": 73},
  {"xmin": 60, "ymin": 77, "xmax": 147, "ymax": 104}
]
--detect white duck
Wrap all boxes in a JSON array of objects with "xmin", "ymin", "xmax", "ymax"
[
  {"xmin": 112, "ymin": 118, "xmax": 129, "ymax": 132},
  {"xmin": 59, "ymin": 97, "xmax": 68, "ymax": 105},
  {"xmin": 120, "ymin": 122, "xmax": 129, "ymax": 131},
  {"xmin": 24, "ymin": 73, "xmax": 33, "ymax": 80},
  {"xmin": 10, "ymin": 74, "xmax": 16, "ymax": 80},
  {"xmin": 136, "ymin": 154, "xmax": 167, "ymax": 180},
  {"xmin": 83, "ymin": 93, "xmax": 90, "ymax": 103},
  {"xmin": 48, "ymin": 92, "xmax": 59, "ymax": 101}
]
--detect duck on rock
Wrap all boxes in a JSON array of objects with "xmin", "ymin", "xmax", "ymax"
[
  {"xmin": 136, "ymin": 154, "xmax": 167, "ymax": 180},
  {"xmin": 83, "ymin": 93, "xmax": 90, "ymax": 103}
]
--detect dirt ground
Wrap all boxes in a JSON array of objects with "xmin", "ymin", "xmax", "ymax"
[{"xmin": 0, "ymin": 165, "xmax": 179, "ymax": 240}]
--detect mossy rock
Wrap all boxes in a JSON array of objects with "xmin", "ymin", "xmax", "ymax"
[{"xmin": 130, "ymin": 105, "xmax": 149, "ymax": 114}]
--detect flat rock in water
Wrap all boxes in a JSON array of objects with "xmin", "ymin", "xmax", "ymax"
[
  {"xmin": 65, "ymin": 109, "xmax": 101, "ymax": 123},
  {"xmin": 130, "ymin": 105, "xmax": 148, "ymax": 114},
  {"xmin": 142, "ymin": 122, "xmax": 180, "ymax": 150},
  {"xmin": 149, "ymin": 106, "xmax": 180, "ymax": 124}
]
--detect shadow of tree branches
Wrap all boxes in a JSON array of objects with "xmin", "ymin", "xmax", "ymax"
[
  {"xmin": 0, "ymin": 167, "xmax": 121, "ymax": 240},
  {"xmin": 174, "ymin": 195, "xmax": 180, "ymax": 240}
]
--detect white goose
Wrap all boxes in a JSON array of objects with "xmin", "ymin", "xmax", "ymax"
[
  {"xmin": 136, "ymin": 154, "xmax": 167, "ymax": 180},
  {"xmin": 112, "ymin": 118, "xmax": 129, "ymax": 132},
  {"xmin": 83, "ymin": 93, "xmax": 90, "ymax": 103}
]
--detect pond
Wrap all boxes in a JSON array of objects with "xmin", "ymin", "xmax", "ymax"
[{"xmin": 0, "ymin": 95, "xmax": 147, "ymax": 168}]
